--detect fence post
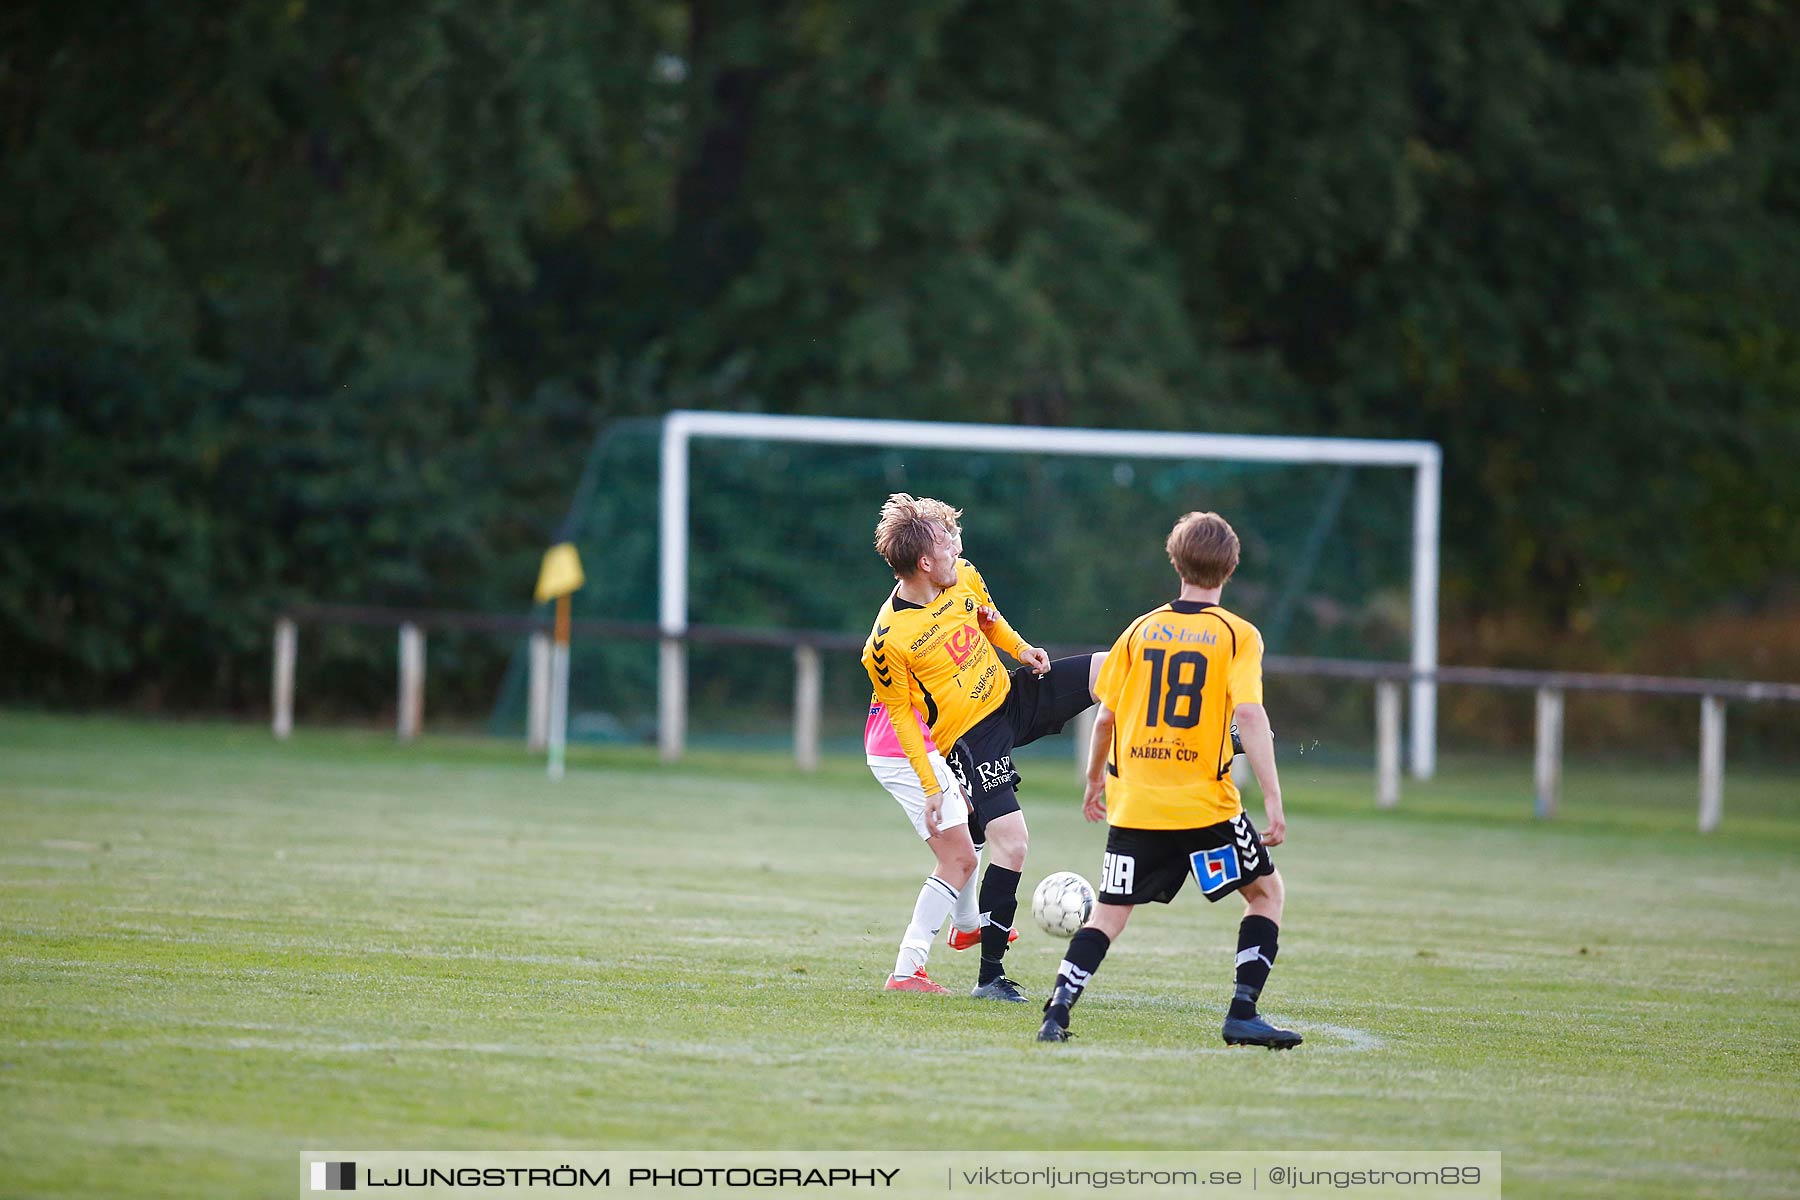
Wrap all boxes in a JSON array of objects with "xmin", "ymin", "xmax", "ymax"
[
  {"xmin": 397, "ymin": 622, "xmax": 425, "ymax": 741},
  {"xmin": 1699, "ymin": 695, "xmax": 1725, "ymax": 833},
  {"xmin": 794, "ymin": 644, "xmax": 822, "ymax": 772},
  {"xmin": 1533, "ymin": 687, "xmax": 1563, "ymax": 819},
  {"xmin": 1069, "ymin": 706, "xmax": 1097, "ymax": 782},
  {"xmin": 1375, "ymin": 680, "xmax": 1402, "ymax": 809},
  {"xmin": 527, "ymin": 632, "xmax": 551, "ymax": 751},
  {"xmin": 547, "ymin": 625, "xmax": 570, "ymax": 781},
  {"xmin": 272, "ymin": 617, "xmax": 297, "ymax": 740},
  {"xmin": 658, "ymin": 638, "xmax": 686, "ymax": 762}
]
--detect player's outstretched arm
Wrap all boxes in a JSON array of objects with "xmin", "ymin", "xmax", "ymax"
[
  {"xmin": 865, "ymin": 641, "xmax": 941, "ymax": 800},
  {"xmin": 1082, "ymin": 705, "xmax": 1115, "ymax": 823},
  {"xmin": 965, "ymin": 557, "xmax": 1050, "ymax": 674},
  {"xmin": 1234, "ymin": 703, "xmax": 1285, "ymax": 845},
  {"xmin": 975, "ymin": 603, "xmax": 1046, "ymax": 669}
]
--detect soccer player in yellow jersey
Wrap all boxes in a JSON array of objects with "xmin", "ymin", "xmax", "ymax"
[
  {"xmin": 861, "ymin": 498, "xmax": 998, "ymax": 990},
  {"xmin": 1036, "ymin": 511, "xmax": 1301, "ymax": 1048},
  {"xmin": 862, "ymin": 494, "xmax": 1103, "ymax": 1001}
]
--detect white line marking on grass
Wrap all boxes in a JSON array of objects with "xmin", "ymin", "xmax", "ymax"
[
  {"xmin": 1299, "ymin": 1021, "xmax": 1386, "ymax": 1051},
  {"xmin": 1060, "ymin": 1022, "xmax": 1383, "ymax": 1056},
  {"xmin": 7, "ymin": 1037, "xmax": 937, "ymax": 1066},
  {"xmin": 13, "ymin": 1025, "xmax": 1392, "ymax": 1063}
]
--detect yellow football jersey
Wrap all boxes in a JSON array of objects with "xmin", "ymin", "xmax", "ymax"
[
  {"xmin": 861, "ymin": 560, "xmax": 1030, "ymax": 796},
  {"xmin": 1094, "ymin": 600, "xmax": 1265, "ymax": 829}
]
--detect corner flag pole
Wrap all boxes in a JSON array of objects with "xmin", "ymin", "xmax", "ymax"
[
  {"xmin": 548, "ymin": 594, "xmax": 571, "ymax": 780},
  {"xmin": 535, "ymin": 543, "xmax": 585, "ymax": 781}
]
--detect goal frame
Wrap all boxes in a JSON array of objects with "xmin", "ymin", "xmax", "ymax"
[{"xmin": 656, "ymin": 410, "xmax": 1443, "ymax": 777}]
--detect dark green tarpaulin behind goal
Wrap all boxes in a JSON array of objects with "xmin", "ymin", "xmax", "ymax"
[{"xmin": 489, "ymin": 418, "xmax": 1415, "ymax": 755}]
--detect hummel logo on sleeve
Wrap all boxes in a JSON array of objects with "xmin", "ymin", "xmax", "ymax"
[{"xmin": 871, "ymin": 623, "xmax": 893, "ymax": 684}]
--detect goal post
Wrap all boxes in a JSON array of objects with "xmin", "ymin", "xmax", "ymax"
[{"xmin": 656, "ymin": 410, "xmax": 1442, "ymax": 777}]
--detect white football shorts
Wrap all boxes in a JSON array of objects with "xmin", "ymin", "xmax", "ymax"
[{"xmin": 867, "ymin": 752, "xmax": 970, "ymax": 840}]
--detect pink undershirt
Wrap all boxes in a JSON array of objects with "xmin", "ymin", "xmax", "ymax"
[{"xmin": 863, "ymin": 701, "xmax": 937, "ymax": 758}]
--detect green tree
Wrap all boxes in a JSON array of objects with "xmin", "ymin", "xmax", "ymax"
[
  {"xmin": 666, "ymin": 0, "xmax": 1202, "ymax": 424},
  {"xmin": 0, "ymin": 1, "xmax": 671, "ymax": 705},
  {"xmin": 3, "ymin": 0, "xmax": 1796, "ymax": 715},
  {"xmin": 1101, "ymin": 0, "xmax": 1800, "ymax": 631}
]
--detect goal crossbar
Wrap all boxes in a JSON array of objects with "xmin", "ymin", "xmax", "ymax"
[{"xmin": 657, "ymin": 410, "xmax": 1442, "ymax": 776}]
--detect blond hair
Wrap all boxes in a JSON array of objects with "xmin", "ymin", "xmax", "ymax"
[
  {"xmin": 874, "ymin": 493, "xmax": 960, "ymax": 577},
  {"xmin": 913, "ymin": 496, "xmax": 962, "ymax": 536},
  {"xmin": 1166, "ymin": 511, "xmax": 1240, "ymax": 588}
]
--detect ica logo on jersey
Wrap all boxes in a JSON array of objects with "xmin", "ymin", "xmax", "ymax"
[{"xmin": 944, "ymin": 623, "xmax": 981, "ymax": 667}]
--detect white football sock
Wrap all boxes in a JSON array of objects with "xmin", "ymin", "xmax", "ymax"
[
  {"xmin": 951, "ymin": 844, "xmax": 984, "ymax": 933},
  {"xmin": 894, "ymin": 875, "xmax": 960, "ymax": 978}
]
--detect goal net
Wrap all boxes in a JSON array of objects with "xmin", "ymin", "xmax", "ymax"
[{"xmin": 490, "ymin": 412, "xmax": 1440, "ymax": 771}]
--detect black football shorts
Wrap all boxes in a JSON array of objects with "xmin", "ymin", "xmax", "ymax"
[
  {"xmin": 1096, "ymin": 814, "xmax": 1275, "ymax": 905},
  {"xmin": 949, "ymin": 654, "xmax": 1097, "ymax": 844}
]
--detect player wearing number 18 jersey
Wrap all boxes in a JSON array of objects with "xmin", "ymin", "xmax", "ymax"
[{"xmin": 1036, "ymin": 511, "xmax": 1301, "ymax": 1049}]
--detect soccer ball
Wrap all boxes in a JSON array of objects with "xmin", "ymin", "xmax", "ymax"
[{"xmin": 1031, "ymin": 871, "xmax": 1096, "ymax": 938}]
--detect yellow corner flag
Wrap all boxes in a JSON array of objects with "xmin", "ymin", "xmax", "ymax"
[
  {"xmin": 534, "ymin": 542, "xmax": 585, "ymax": 603},
  {"xmin": 537, "ymin": 542, "xmax": 584, "ymax": 782}
]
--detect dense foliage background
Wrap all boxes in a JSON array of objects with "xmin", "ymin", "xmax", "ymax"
[{"xmin": 4, "ymin": 0, "xmax": 1797, "ymax": 721}]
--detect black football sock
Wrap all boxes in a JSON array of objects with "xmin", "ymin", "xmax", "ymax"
[
  {"xmin": 1229, "ymin": 914, "xmax": 1280, "ymax": 1020},
  {"xmin": 1044, "ymin": 926, "xmax": 1111, "ymax": 1027},
  {"xmin": 977, "ymin": 865, "xmax": 1021, "ymax": 983}
]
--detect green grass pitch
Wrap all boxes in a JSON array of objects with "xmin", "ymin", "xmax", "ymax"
[{"xmin": 3, "ymin": 713, "xmax": 1798, "ymax": 1198}]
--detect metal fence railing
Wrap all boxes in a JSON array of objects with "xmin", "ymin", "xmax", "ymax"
[{"xmin": 272, "ymin": 604, "xmax": 1800, "ymax": 833}]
